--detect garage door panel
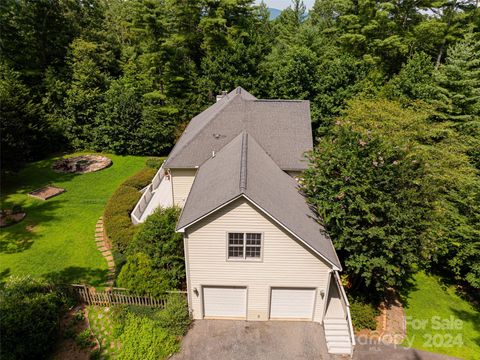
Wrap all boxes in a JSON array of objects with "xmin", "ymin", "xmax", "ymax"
[
  {"xmin": 270, "ymin": 288, "xmax": 316, "ymax": 319},
  {"xmin": 203, "ymin": 286, "xmax": 247, "ymax": 318}
]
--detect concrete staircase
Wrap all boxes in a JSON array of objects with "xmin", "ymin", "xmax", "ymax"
[{"xmin": 324, "ymin": 318, "xmax": 353, "ymax": 355}]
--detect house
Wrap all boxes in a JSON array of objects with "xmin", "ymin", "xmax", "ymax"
[{"xmin": 131, "ymin": 87, "xmax": 355, "ymax": 355}]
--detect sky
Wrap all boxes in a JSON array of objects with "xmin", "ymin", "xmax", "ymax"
[{"xmin": 255, "ymin": 0, "xmax": 316, "ymax": 10}]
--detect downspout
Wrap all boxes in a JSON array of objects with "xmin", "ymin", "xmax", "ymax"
[
  {"xmin": 183, "ymin": 230, "xmax": 193, "ymax": 316},
  {"xmin": 169, "ymin": 168, "xmax": 175, "ymax": 205}
]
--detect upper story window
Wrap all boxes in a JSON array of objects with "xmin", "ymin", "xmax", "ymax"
[{"xmin": 228, "ymin": 232, "xmax": 262, "ymax": 260}]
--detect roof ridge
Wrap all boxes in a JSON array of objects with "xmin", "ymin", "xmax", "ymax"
[
  {"xmin": 239, "ymin": 132, "xmax": 248, "ymax": 192},
  {"xmin": 165, "ymin": 92, "xmax": 241, "ymax": 167},
  {"xmin": 253, "ymin": 99, "xmax": 306, "ymax": 102}
]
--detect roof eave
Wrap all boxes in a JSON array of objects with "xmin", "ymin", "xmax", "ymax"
[{"xmin": 176, "ymin": 194, "xmax": 244, "ymax": 232}]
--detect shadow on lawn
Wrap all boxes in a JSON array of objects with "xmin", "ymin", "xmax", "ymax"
[
  {"xmin": 1, "ymin": 157, "xmax": 79, "ymax": 195},
  {"xmin": 397, "ymin": 276, "xmax": 419, "ymax": 309},
  {"xmin": 44, "ymin": 266, "xmax": 110, "ymax": 287},
  {"xmin": 0, "ymin": 268, "xmax": 11, "ymax": 286},
  {"xmin": 450, "ymin": 307, "xmax": 480, "ymax": 346},
  {"xmin": 0, "ymin": 198, "xmax": 66, "ymax": 254}
]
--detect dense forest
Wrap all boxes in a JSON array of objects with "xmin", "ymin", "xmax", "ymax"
[{"xmin": 1, "ymin": 0, "xmax": 479, "ymax": 297}]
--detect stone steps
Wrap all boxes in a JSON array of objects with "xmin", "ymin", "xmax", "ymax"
[{"xmin": 94, "ymin": 216, "xmax": 114, "ymax": 288}]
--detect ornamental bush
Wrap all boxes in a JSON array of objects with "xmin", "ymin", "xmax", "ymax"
[
  {"xmin": 104, "ymin": 186, "xmax": 140, "ymax": 252},
  {"xmin": 145, "ymin": 157, "xmax": 164, "ymax": 170},
  {"xmin": 103, "ymin": 166, "xmax": 156, "ymax": 252},
  {"xmin": 117, "ymin": 207, "xmax": 185, "ymax": 296},
  {"xmin": 122, "ymin": 167, "xmax": 156, "ymax": 190},
  {"xmin": 156, "ymin": 294, "xmax": 190, "ymax": 336},
  {"xmin": 349, "ymin": 299, "xmax": 380, "ymax": 331},
  {"xmin": 116, "ymin": 252, "xmax": 173, "ymax": 296},
  {"xmin": 0, "ymin": 276, "xmax": 64, "ymax": 360}
]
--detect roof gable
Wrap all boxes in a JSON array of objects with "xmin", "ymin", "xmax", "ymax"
[
  {"xmin": 177, "ymin": 132, "xmax": 341, "ymax": 270},
  {"xmin": 164, "ymin": 87, "xmax": 313, "ymax": 170}
]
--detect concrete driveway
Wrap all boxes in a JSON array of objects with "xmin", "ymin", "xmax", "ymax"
[
  {"xmin": 172, "ymin": 320, "xmax": 331, "ymax": 360},
  {"xmin": 351, "ymin": 339, "xmax": 460, "ymax": 360},
  {"xmin": 172, "ymin": 320, "xmax": 460, "ymax": 360}
]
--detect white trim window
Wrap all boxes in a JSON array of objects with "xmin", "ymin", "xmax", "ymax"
[{"xmin": 228, "ymin": 232, "xmax": 262, "ymax": 260}]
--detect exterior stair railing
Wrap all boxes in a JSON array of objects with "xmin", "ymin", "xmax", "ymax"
[
  {"xmin": 335, "ymin": 271, "xmax": 356, "ymax": 355},
  {"xmin": 131, "ymin": 161, "xmax": 165, "ymax": 225}
]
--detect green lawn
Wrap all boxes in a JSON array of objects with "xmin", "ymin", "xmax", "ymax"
[
  {"xmin": 0, "ymin": 153, "xmax": 147, "ymax": 286},
  {"xmin": 403, "ymin": 272, "xmax": 480, "ymax": 359}
]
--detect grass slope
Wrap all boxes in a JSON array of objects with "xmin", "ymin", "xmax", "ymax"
[
  {"xmin": 0, "ymin": 153, "xmax": 147, "ymax": 286},
  {"xmin": 404, "ymin": 272, "xmax": 480, "ymax": 359}
]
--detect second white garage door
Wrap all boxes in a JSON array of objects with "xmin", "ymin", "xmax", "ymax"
[
  {"xmin": 270, "ymin": 288, "xmax": 316, "ymax": 320},
  {"xmin": 203, "ymin": 286, "xmax": 247, "ymax": 318}
]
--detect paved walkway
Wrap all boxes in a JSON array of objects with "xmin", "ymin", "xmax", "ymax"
[{"xmin": 94, "ymin": 216, "xmax": 115, "ymax": 288}]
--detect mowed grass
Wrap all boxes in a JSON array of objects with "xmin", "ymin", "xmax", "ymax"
[
  {"xmin": 403, "ymin": 272, "xmax": 480, "ymax": 359},
  {"xmin": 0, "ymin": 153, "xmax": 147, "ymax": 286}
]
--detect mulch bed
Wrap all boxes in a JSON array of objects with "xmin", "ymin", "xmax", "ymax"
[
  {"xmin": 51, "ymin": 305, "xmax": 99, "ymax": 360},
  {"xmin": 52, "ymin": 155, "xmax": 112, "ymax": 174},
  {"xmin": 28, "ymin": 185, "xmax": 65, "ymax": 200},
  {"xmin": 0, "ymin": 210, "xmax": 26, "ymax": 227}
]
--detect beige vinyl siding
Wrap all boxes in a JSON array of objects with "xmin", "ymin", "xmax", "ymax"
[
  {"xmin": 185, "ymin": 197, "xmax": 331, "ymax": 322},
  {"xmin": 170, "ymin": 168, "xmax": 196, "ymax": 207}
]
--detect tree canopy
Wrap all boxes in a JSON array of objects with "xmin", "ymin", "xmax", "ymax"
[{"xmin": 1, "ymin": 0, "xmax": 479, "ymax": 295}]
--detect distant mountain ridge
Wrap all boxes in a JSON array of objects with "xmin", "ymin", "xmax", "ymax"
[{"xmin": 268, "ymin": 7, "xmax": 281, "ymax": 20}]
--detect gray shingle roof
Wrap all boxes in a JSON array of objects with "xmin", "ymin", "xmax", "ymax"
[
  {"xmin": 164, "ymin": 87, "xmax": 313, "ymax": 171},
  {"xmin": 177, "ymin": 132, "xmax": 342, "ymax": 270}
]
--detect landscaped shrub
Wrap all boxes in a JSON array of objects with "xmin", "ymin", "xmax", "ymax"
[
  {"xmin": 117, "ymin": 207, "xmax": 185, "ymax": 296},
  {"xmin": 117, "ymin": 253, "xmax": 171, "ymax": 296},
  {"xmin": 118, "ymin": 313, "xmax": 179, "ymax": 360},
  {"xmin": 105, "ymin": 213, "xmax": 138, "ymax": 253},
  {"xmin": 103, "ymin": 165, "xmax": 157, "ymax": 252},
  {"xmin": 349, "ymin": 299, "xmax": 380, "ymax": 331},
  {"xmin": 0, "ymin": 276, "xmax": 64, "ymax": 360},
  {"xmin": 122, "ymin": 167, "xmax": 156, "ymax": 190},
  {"xmin": 156, "ymin": 294, "xmax": 190, "ymax": 336},
  {"xmin": 145, "ymin": 157, "xmax": 164, "ymax": 170}
]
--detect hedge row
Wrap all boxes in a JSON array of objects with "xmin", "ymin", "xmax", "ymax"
[{"xmin": 104, "ymin": 166, "xmax": 157, "ymax": 253}]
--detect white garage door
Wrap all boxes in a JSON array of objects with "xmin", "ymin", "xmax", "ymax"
[
  {"xmin": 203, "ymin": 286, "xmax": 247, "ymax": 318},
  {"xmin": 270, "ymin": 288, "xmax": 316, "ymax": 320}
]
